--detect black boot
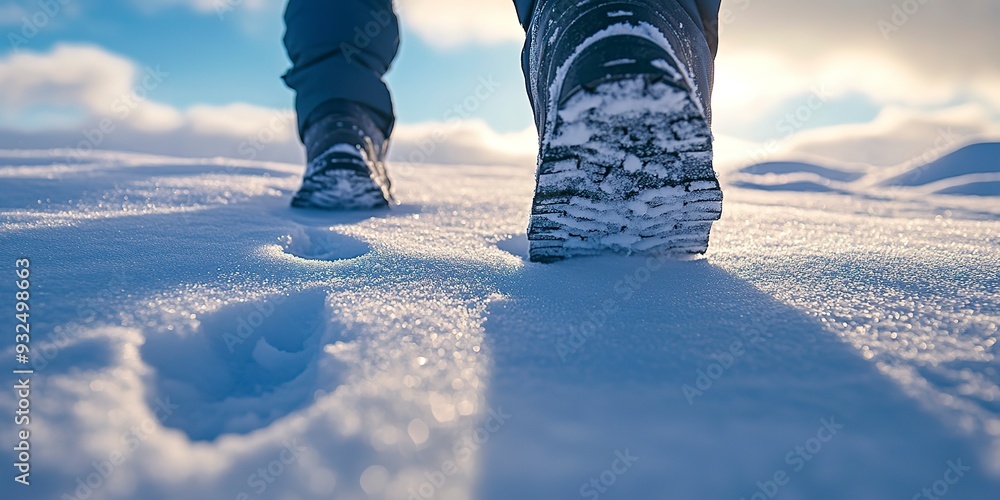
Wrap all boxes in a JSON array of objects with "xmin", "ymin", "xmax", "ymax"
[
  {"xmin": 523, "ymin": 0, "xmax": 722, "ymax": 262},
  {"xmin": 291, "ymin": 100, "xmax": 394, "ymax": 209}
]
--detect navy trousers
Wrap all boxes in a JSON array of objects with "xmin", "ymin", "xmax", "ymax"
[{"xmin": 282, "ymin": 0, "xmax": 720, "ymax": 138}]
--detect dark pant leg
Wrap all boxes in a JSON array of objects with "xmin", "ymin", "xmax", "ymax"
[{"xmin": 282, "ymin": 0, "xmax": 399, "ymax": 139}]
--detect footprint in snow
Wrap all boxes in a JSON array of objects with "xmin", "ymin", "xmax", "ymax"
[
  {"xmin": 279, "ymin": 226, "xmax": 370, "ymax": 261},
  {"xmin": 140, "ymin": 288, "xmax": 350, "ymax": 441}
]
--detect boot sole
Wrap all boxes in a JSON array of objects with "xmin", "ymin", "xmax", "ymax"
[{"xmin": 528, "ymin": 73, "xmax": 722, "ymax": 263}]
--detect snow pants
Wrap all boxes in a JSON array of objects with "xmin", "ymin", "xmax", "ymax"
[{"xmin": 282, "ymin": 0, "xmax": 720, "ymax": 139}]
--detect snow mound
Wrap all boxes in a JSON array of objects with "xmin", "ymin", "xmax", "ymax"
[
  {"xmin": 737, "ymin": 161, "xmax": 866, "ymax": 183},
  {"xmin": 727, "ymin": 159, "xmax": 864, "ymax": 195},
  {"xmin": 730, "ymin": 142, "xmax": 1000, "ymax": 201},
  {"xmin": 933, "ymin": 178, "xmax": 1000, "ymax": 197},
  {"xmin": 730, "ymin": 179, "xmax": 851, "ymax": 194},
  {"xmin": 879, "ymin": 142, "xmax": 1000, "ymax": 188}
]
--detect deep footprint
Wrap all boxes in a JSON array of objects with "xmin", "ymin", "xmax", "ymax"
[
  {"xmin": 141, "ymin": 288, "xmax": 346, "ymax": 440},
  {"xmin": 280, "ymin": 226, "xmax": 370, "ymax": 261}
]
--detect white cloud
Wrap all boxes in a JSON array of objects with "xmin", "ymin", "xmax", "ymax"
[
  {"xmin": 133, "ymin": 0, "xmax": 525, "ymax": 48},
  {"xmin": 713, "ymin": 49, "xmax": 964, "ymax": 126},
  {"xmin": 128, "ymin": 101, "xmax": 186, "ymax": 133},
  {"xmin": 0, "ymin": 44, "xmax": 538, "ymax": 167},
  {"xmin": 122, "ymin": 0, "xmax": 1000, "ymax": 138},
  {"xmin": 719, "ymin": 0, "xmax": 1000, "ymax": 74},
  {"xmin": 0, "ymin": 44, "xmax": 135, "ymax": 115},
  {"xmin": 133, "ymin": 0, "xmax": 275, "ymax": 15},
  {"xmin": 2, "ymin": 42, "xmax": 998, "ymax": 181},
  {"xmin": 712, "ymin": 133, "xmax": 766, "ymax": 174},
  {"xmin": 0, "ymin": 44, "xmax": 291, "ymax": 161},
  {"xmin": 396, "ymin": 0, "xmax": 524, "ymax": 49},
  {"xmin": 713, "ymin": 0, "xmax": 1000, "ymax": 134},
  {"xmin": 780, "ymin": 105, "xmax": 1000, "ymax": 168},
  {"xmin": 0, "ymin": 44, "xmax": 191, "ymax": 134},
  {"xmin": 391, "ymin": 119, "xmax": 536, "ymax": 168},
  {"xmin": 0, "ymin": 44, "xmax": 519, "ymax": 167},
  {"xmin": 184, "ymin": 102, "xmax": 292, "ymax": 137},
  {"xmin": 717, "ymin": 104, "xmax": 1000, "ymax": 175}
]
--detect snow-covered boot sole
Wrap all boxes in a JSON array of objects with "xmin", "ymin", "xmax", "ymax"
[
  {"xmin": 523, "ymin": 0, "xmax": 722, "ymax": 262},
  {"xmin": 291, "ymin": 144, "xmax": 391, "ymax": 210},
  {"xmin": 527, "ymin": 36, "xmax": 721, "ymax": 263}
]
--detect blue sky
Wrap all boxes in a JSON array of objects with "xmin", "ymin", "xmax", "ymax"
[
  {"xmin": 1, "ymin": 0, "xmax": 534, "ymax": 131},
  {"xmin": 1, "ymin": 0, "xmax": 997, "ymax": 169}
]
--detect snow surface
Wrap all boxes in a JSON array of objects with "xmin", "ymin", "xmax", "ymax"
[{"xmin": 1, "ymin": 148, "xmax": 998, "ymax": 499}]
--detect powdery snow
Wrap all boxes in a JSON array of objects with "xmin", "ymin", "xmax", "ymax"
[{"xmin": 0, "ymin": 148, "xmax": 998, "ymax": 499}]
